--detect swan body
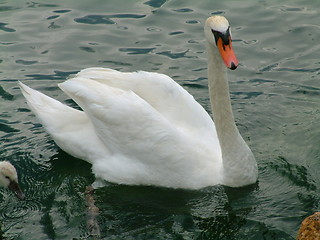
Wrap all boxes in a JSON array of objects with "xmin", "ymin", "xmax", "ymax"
[
  {"xmin": 0, "ymin": 161, "xmax": 25, "ymax": 199},
  {"xmin": 20, "ymin": 16, "xmax": 258, "ymax": 189}
]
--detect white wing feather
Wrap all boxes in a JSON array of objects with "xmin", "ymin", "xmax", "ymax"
[
  {"xmin": 76, "ymin": 68, "xmax": 218, "ymax": 141},
  {"xmin": 20, "ymin": 68, "xmax": 222, "ymax": 189}
]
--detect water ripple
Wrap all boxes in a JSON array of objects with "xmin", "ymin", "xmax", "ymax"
[
  {"xmin": 75, "ymin": 14, "xmax": 146, "ymax": 25},
  {"xmin": 79, "ymin": 46, "xmax": 95, "ymax": 53},
  {"xmin": 0, "ymin": 199, "xmax": 41, "ymax": 219},
  {"xmin": 26, "ymin": 2, "xmax": 59, "ymax": 8},
  {"xmin": 182, "ymin": 83, "xmax": 206, "ymax": 89},
  {"xmin": 173, "ymin": 8, "xmax": 193, "ymax": 13},
  {"xmin": 0, "ymin": 85, "xmax": 14, "ymax": 100},
  {"xmin": 144, "ymin": 0, "xmax": 166, "ymax": 8},
  {"xmin": 294, "ymin": 88, "xmax": 320, "ymax": 97},
  {"xmin": 53, "ymin": 9, "xmax": 71, "ymax": 14},
  {"xmin": 99, "ymin": 60, "xmax": 132, "ymax": 67},
  {"xmin": 272, "ymin": 5, "xmax": 311, "ymax": 13},
  {"xmin": 269, "ymin": 156, "xmax": 316, "ymax": 191},
  {"xmin": 243, "ymin": 39, "xmax": 258, "ymax": 45},
  {"xmin": 146, "ymin": 27, "xmax": 161, "ymax": 32},
  {"xmin": 48, "ymin": 22, "xmax": 61, "ymax": 29},
  {"xmin": 15, "ymin": 59, "xmax": 38, "ymax": 65},
  {"xmin": 0, "ymin": 6, "xmax": 19, "ymax": 12},
  {"xmin": 0, "ymin": 122, "xmax": 19, "ymax": 134},
  {"xmin": 157, "ymin": 50, "xmax": 195, "ymax": 59},
  {"xmin": 46, "ymin": 15, "xmax": 59, "ymax": 20},
  {"xmin": 186, "ymin": 20, "xmax": 200, "ymax": 25},
  {"xmin": 2, "ymin": 0, "xmax": 320, "ymax": 239},
  {"xmin": 232, "ymin": 91, "xmax": 264, "ymax": 100},
  {"xmin": 277, "ymin": 67, "xmax": 320, "ymax": 73},
  {"xmin": 259, "ymin": 62, "xmax": 279, "ymax": 72},
  {"xmin": 25, "ymin": 70, "xmax": 77, "ymax": 80},
  {"xmin": 119, "ymin": 47, "xmax": 156, "ymax": 55},
  {"xmin": 0, "ymin": 22, "xmax": 15, "ymax": 32},
  {"xmin": 169, "ymin": 31, "xmax": 184, "ymax": 36}
]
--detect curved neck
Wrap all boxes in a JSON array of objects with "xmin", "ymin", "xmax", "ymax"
[
  {"xmin": 206, "ymin": 42, "xmax": 240, "ymax": 146},
  {"xmin": 206, "ymin": 42, "xmax": 257, "ymax": 187}
]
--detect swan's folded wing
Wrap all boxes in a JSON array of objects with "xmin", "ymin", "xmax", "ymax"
[
  {"xmin": 59, "ymin": 78, "xmax": 193, "ymax": 164},
  {"xmin": 19, "ymin": 82, "xmax": 108, "ymax": 161},
  {"xmin": 73, "ymin": 68, "xmax": 218, "ymax": 141},
  {"xmin": 59, "ymin": 77, "xmax": 220, "ymax": 188}
]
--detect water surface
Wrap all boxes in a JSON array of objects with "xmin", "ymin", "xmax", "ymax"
[{"xmin": 0, "ymin": 0, "xmax": 320, "ymax": 239}]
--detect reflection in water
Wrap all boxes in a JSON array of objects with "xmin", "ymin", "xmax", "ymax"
[{"xmin": 89, "ymin": 185, "xmax": 262, "ymax": 239}]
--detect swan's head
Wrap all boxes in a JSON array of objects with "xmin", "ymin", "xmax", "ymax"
[
  {"xmin": 204, "ymin": 16, "xmax": 238, "ymax": 70},
  {"xmin": 0, "ymin": 161, "xmax": 25, "ymax": 200}
]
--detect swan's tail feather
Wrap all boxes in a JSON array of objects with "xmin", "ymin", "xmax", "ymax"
[
  {"xmin": 19, "ymin": 82, "xmax": 102, "ymax": 161},
  {"xmin": 19, "ymin": 82, "xmax": 81, "ymax": 130}
]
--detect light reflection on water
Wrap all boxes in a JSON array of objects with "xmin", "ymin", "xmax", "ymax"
[{"xmin": 0, "ymin": 0, "xmax": 320, "ymax": 239}]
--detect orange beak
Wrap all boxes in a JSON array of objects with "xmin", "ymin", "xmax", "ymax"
[{"xmin": 216, "ymin": 37, "xmax": 238, "ymax": 70}]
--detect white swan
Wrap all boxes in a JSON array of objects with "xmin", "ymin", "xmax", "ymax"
[
  {"xmin": 0, "ymin": 161, "xmax": 25, "ymax": 199},
  {"xmin": 19, "ymin": 16, "xmax": 258, "ymax": 189}
]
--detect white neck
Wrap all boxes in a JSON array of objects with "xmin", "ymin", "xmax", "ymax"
[
  {"xmin": 206, "ymin": 42, "xmax": 238, "ymax": 143},
  {"xmin": 206, "ymin": 42, "xmax": 258, "ymax": 187}
]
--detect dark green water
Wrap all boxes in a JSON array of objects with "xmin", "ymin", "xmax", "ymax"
[{"xmin": 1, "ymin": 0, "xmax": 320, "ymax": 239}]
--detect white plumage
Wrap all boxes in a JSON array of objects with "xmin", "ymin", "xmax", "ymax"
[
  {"xmin": 0, "ymin": 161, "xmax": 25, "ymax": 199},
  {"xmin": 20, "ymin": 16, "xmax": 258, "ymax": 189}
]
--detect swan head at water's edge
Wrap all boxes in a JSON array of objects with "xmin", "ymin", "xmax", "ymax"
[
  {"xmin": 204, "ymin": 16, "xmax": 238, "ymax": 70},
  {"xmin": 0, "ymin": 161, "xmax": 25, "ymax": 200}
]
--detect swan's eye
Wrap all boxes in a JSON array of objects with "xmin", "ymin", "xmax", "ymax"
[
  {"xmin": 211, "ymin": 27, "xmax": 231, "ymax": 45},
  {"xmin": 5, "ymin": 176, "xmax": 10, "ymax": 180}
]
